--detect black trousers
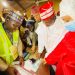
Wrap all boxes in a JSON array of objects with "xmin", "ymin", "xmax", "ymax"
[
  {"xmin": 49, "ymin": 65, "xmax": 55, "ymax": 75},
  {"xmin": 0, "ymin": 71, "xmax": 7, "ymax": 75}
]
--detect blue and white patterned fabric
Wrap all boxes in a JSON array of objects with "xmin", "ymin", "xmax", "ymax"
[{"xmin": 65, "ymin": 21, "xmax": 75, "ymax": 31}]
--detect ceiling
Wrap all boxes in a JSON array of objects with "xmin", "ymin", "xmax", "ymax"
[
  {"xmin": 0, "ymin": 0, "xmax": 61, "ymax": 9},
  {"xmin": 0, "ymin": 0, "xmax": 61, "ymax": 17},
  {"xmin": 0, "ymin": 0, "xmax": 49, "ymax": 17},
  {"xmin": 6, "ymin": 0, "xmax": 36, "ymax": 11},
  {"xmin": 1, "ymin": 0, "xmax": 54, "ymax": 12}
]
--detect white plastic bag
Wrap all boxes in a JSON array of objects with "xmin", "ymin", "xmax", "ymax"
[
  {"xmin": 14, "ymin": 65, "xmax": 36, "ymax": 75},
  {"xmin": 24, "ymin": 59, "xmax": 42, "ymax": 72}
]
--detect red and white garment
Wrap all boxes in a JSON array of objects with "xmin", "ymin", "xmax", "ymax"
[
  {"xmin": 36, "ymin": 17, "xmax": 75, "ymax": 75},
  {"xmin": 45, "ymin": 31, "xmax": 75, "ymax": 75},
  {"xmin": 36, "ymin": 17, "xmax": 68, "ymax": 58}
]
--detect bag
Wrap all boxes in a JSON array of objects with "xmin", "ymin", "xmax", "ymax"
[{"xmin": 14, "ymin": 65, "xmax": 36, "ymax": 75}]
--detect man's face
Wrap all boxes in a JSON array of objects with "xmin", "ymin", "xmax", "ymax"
[
  {"xmin": 43, "ymin": 16, "xmax": 56, "ymax": 27},
  {"xmin": 5, "ymin": 16, "xmax": 21, "ymax": 31},
  {"xmin": 27, "ymin": 25, "xmax": 34, "ymax": 32},
  {"xmin": 33, "ymin": 13, "xmax": 41, "ymax": 22},
  {"xmin": 61, "ymin": 15, "xmax": 73, "ymax": 22}
]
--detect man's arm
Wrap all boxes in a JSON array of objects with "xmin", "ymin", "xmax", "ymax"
[
  {"xmin": 0, "ymin": 58, "xmax": 8, "ymax": 71},
  {"xmin": 17, "ymin": 37, "xmax": 24, "ymax": 65},
  {"xmin": 35, "ymin": 23, "xmax": 45, "ymax": 58},
  {"xmin": 31, "ymin": 32, "xmax": 36, "ymax": 52},
  {"xmin": 18, "ymin": 38, "xmax": 23, "ymax": 57},
  {"xmin": 37, "ymin": 34, "xmax": 45, "ymax": 58}
]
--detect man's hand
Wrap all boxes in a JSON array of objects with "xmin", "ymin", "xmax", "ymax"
[
  {"xmin": 41, "ymin": 58, "xmax": 47, "ymax": 65},
  {"xmin": 36, "ymin": 53, "xmax": 41, "ymax": 59},
  {"xmin": 61, "ymin": 15, "xmax": 73, "ymax": 22},
  {"xmin": 31, "ymin": 45, "xmax": 36, "ymax": 53},
  {"xmin": 19, "ymin": 56, "xmax": 24, "ymax": 66},
  {"xmin": 6, "ymin": 66, "xmax": 17, "ymax": 75}
]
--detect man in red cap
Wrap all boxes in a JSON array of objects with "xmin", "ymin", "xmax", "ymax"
[
  {"xmin": 36, "ymin": 2, "xmax": 57, "ymax": 59},
  {"xmin": 36, "ymin": 2, "xmax": 75, "ymax": 75}
]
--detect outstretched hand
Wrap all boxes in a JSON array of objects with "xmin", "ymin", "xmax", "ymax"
[{"xmin": 19, "ymin": 57, "xmax": 24, "ymax": 66}]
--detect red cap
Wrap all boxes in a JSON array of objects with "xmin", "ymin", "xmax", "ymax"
[
  {"xmin": 31, "ymin": 6, "xmax": 39, "ymax": 15},
  {"xmin": 39, "ymin": 2, "xmax": 55, "ymax": 20}
]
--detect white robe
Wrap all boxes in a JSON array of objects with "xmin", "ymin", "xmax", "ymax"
[{"xmin": 35, "ymin": 17, "xmax": 68, "ymax": 58}]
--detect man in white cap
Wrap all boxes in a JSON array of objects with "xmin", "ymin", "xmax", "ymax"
[
  {"xmin": 36, "ymin": 1, "xmax": 75, "ymax": 75},
  {"xmin": 60, "ymin": 0, "xmax": 75, "ymax": 20},
  {"xmin": 59, "ymin": 0, "xmax": 75, "ymax": 27}
]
